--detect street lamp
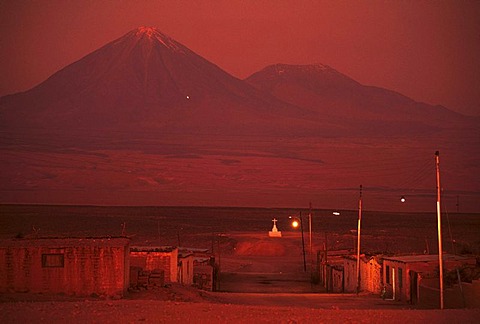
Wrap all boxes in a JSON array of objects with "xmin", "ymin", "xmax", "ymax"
[{"xmin": 289, "ymin": 213, "xmax": 307, "ymax": 272}]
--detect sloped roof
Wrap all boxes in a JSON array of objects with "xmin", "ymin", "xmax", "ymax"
[{"xmin": 383, "ymin": 254, "xmax": 473, "ymax": 263}]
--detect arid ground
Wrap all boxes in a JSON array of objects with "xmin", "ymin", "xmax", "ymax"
[{"xmin": 1, "ymin": 205, "xmax": 479, "ymax": 323}]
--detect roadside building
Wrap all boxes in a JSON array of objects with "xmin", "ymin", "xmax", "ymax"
[
  {"xmin": 193, "ymin": 255, "xmax": 217, "ymax": 291},
  {"xmin": 318, "ymin": 249, "xmax": 351, "ymax": 293},
  {"xmin": 178, "ymin": 251, "xmax": 194, "ymax": 285},
  {"xmin": 0, "ymin": 237, "xmax": 130, "ymax": 297},
  {"xmin": 343, "ymin": 254, "xmax": 383, "ymax": 294},
  {"xmin": 382, "ymin": 254, "xmax": 476, "ymax": 306},
  {"xmin": 176, "ymin": 247, "xmax": 216, "ymax": 291},
  {"xmin": 130, "ymin": 246, "xmax": 178, "ymax": 284}
]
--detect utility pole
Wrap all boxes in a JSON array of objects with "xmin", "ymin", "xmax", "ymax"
[
  {"xmin": 300, "ymin": 212, "xmax": 306, "ymax": 272},
  {"xmin": 309, "ymin": 202, "xmax": 313, "ymax": 273},
  {"xmin": 435, "ymin": 151, "xmax": 444, "ymax": 310},
  {"xmin": 356, "ymin": 185, "xmax": 362, "ymax": 295}
]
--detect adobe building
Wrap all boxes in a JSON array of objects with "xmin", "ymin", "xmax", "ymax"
[
  {"xmin": 130, "ymin": 246, "xmax": 178, "ymax": 284},
  {"xmin": 382, "ymin": 254, "xmax": 477, "ymax": 306},
  {"xmin": 0, "ymin": 237, "xmax": 130, "ymax": 297},
  {"xmin": 343, "ymin": 254, "xmax": 382, "ymax": 294},
  {"xmin": 189, "ymin": 248, "xmax": 216, "ymax": 291},
  {"xmin": 318, "ymin": 249, "xmax": 351, "ymax": 293},
  {"xmin": 178, "ymin": 251, "xmax": 194, "ymax": 285}
]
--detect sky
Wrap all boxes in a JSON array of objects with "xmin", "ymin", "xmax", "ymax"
[{"xmin": 1, "ymin": 0, "xmax": 479, "ymax": 116}]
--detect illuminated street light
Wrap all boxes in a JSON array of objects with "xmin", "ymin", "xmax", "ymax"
[
  {"xmin": 400, "ymin": 196, "xmax": 406, "ymax": 203},
  {"xmin": 289, "ymin": 214, "xmax": 307, "ymax": 272},
  {"xmin": 292, "ymin": 219, "xmax": 299, "ymax": 228}
]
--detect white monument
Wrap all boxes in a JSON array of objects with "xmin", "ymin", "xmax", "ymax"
[{"xmin": 268, "ymin": 218, "xmax": 282, "ymax": 237}]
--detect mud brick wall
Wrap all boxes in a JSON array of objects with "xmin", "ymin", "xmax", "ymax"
[
  {"xmin": 0, "ymin": 238, "xmax": 130, "ymax": 297},
  {"xmin": 342, "ymin": 255, "xmax": 382, "ymax": 294},
  {"xmin": 178, "ymin": 254, "xmax": 193, "ymax": 285},
  {"xmin": 362, "ymin": 258, "xmax": 382, "ymax": 293},
  {"xmin": 193, "ymin": 265, "xmax": 213, "ymax": 291},
  {"xmin": 130, "ymin": 249, "xmax": 178, "ymax": 283}
]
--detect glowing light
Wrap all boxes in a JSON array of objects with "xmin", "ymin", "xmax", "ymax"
[
  {"xmin": 186, "ymin": 95, "xmax": 190, "ymax": 99},
  {"xmin": 292, "ymin": 220, "xmax": 299, "ymax": 228},
  {"xmin": 333, "ymin": 211, "xmax": 340, "ymax": 216},
  {"xmin": 400, "ymin": 196, "xmax": 406, "ymax": 203}
]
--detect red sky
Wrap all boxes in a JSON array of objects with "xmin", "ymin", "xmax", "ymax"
[{"xmin": 1, "ymin": 0, "xmax": 479, "ymax": 116}]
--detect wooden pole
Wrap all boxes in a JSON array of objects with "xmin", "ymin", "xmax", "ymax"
[
  {"xmin": 356, "ymin": 185, "xmax": 362, "ymax": 295},
  {"xmin": 300, "ymin": 212, "xmax": 307, "ymax": 272},
  {"xmin": 435, "ymin": 151, "xmax": 444, "ymax": 309},
  {"xmin": 309, "ymin": 202, "xmax": 313, "ymax": 272}
]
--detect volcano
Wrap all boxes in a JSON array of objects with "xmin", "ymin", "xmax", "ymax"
[
  {"xmin": 246, "ymin": 63, "xmax": 474, "ymax": 136},
  {"xmin": 0, "ymin": 27, "xmax": 479, "ymax": 212},
  {"xmin": 0, "ymin": 28, "xmax": 473, "ymax": 140},
  {"xmin": 0, "ymin": 27, "xmax": 311, "ymax": 139}
]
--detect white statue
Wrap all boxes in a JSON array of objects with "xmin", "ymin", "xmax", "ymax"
[{"xmin": 268, "ymin": 218, "xmax": 282, "ymax": 237}]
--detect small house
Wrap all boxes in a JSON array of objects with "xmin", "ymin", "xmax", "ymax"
[
  {"xmin": 178, "ymin": 251, "xmax": 194, "ymax": 285},
  {"xmin": 343, "ymin": 254, "xmax": 382, "ymax": 294},
  {"xmin": 382, "ymin": 254, "xmax": 476, "ymax": 305},
  {"xmin": 318, "ymin": 249, "xmax": 351, "ymax": 293},
  {"xmin": 0, "ymin": 237, "xmax": 130, "ymax": 297},
  {"xmin": 130, "ymin": 246, "xmax": 178, "ymax": 284}
]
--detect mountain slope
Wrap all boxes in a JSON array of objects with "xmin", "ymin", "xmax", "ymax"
[
  {"xmin": 0, "ymin": 27, "xmax": 312, "ymax": 138},
  {"xmin": 246, "ymin": 64, "xmax": 474, "ymax": 135}
]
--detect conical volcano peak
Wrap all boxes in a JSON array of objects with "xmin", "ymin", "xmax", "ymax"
[
  {"xmin": 131, "ymin": 26, "xmax": 185, "ymax": 53},
  {"xmin": 135, "ymin": 26, "xmax": 157, "ymax": 37}
]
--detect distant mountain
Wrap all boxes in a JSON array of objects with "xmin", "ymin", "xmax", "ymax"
[
  {"xmin": 0, "ymin": 27, "xmax": 312, "ymax": 140},
  {"xmin": 1, "ymin": 29, "xmax": 473, "ymax": 142},
  {"xmin": 246, "ymin": 64, "xmax": 474, "ymax": 135},
  {"xmin": 0, "ymin": 28, "xmax": 478, "ymax": 212}
]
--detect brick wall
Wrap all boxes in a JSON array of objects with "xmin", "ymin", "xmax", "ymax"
[
  {"xmin": 130, "ymin": 248, "xmax": 178, "ymax": 283},
  {"xmin": 0, "ymin": 238, "xmax": 130, "ymax": 297}
]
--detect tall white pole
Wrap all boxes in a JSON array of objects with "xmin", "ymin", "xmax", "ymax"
[
  {"xmin": 435, "ymin": 151, "xmax": 444, "ymax": 309},
  {"xmin": 356, "ymin": 185, "xmax": 362, "ymax": 295}
]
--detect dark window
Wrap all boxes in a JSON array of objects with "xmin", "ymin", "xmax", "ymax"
[
  {"xmin": 386, "ymin": 265, "xmax": 390, "ymax": 284},
  {"xmin": 42, "ymin": 254, "xmax": 64, "ymax": 268},
  {"xmin": 398, "ymin": 267, "xmax": 403, "ymax": 288}
]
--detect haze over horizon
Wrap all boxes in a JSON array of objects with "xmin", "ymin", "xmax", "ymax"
[{"xmin": 1, "ymin": 1, "xmax": 479, "ymax": 117}]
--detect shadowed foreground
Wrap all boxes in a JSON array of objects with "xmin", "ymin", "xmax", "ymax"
[{"xmin": 1, "ymin": 296, "xmax": 479, "ymax": 324}]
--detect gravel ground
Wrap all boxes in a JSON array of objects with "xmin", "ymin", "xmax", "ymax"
[
  {"xmin": 1, "ymin": 285, "xmax": 479, "ymax": 324},
  {"xmin": 1, "ymin": 298, "xmax": 479, "ymax": 324}
]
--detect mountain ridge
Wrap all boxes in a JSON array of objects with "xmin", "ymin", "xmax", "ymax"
[
  {"xmin": 245, "ymin": 63, "xmax": 473, "ymax": 129},
  {"xmin": 1, "ymin": 28, "xmax": 475, "ymax": 140}
]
